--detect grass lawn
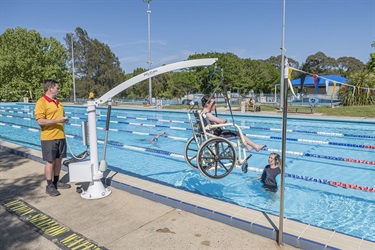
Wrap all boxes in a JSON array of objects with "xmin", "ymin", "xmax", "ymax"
[
  {"xmin": 259, "ymin": 105, "xmax": 375, "ymax": 118},
  {"xmin": 314, "ymin": 105, "xmax": 375, "ymax": 118},
  {"xmin": 161, "ymin": 103, "xmax": 375, "ymax": 118}
]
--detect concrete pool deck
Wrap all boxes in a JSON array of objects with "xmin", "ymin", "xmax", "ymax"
[{"xmin": 1, "ymin": 140, "xmax": 374, "ymax": 250}]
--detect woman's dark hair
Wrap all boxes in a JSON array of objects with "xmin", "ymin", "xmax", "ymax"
[{"xmin": 201, "ymin": 94, "xmax": 214, "ymax": 107}]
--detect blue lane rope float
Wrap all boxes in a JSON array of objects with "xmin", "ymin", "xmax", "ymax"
[
  {"xmin": 2, "ymin": 113, "xmax": 375, "ymax": 165},
  {"xmin": 1, "ymin": 120, "xmax": 374, "ymax": 192},
  {"xmin": 2, "ymin": 119, "xmax": 375, "ymax": 167},
  {"xmin": 245, "ymin": 133, "xmax": 375, "ymax": 149},
  {"xmin": 2, "ymin": 112, "xmax": 375, "ymax": 150},
  {"xmin": 2, "ymin": 106, "xmax": 375, "ymax": 140}
]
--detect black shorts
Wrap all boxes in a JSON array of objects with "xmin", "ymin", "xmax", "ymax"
[
  {"xmin": 41, "ymin": 139, "xmax": 67, "ymax": 162},
  {"xmin": 214, "ymin": 128, "xmax": 239, "ymax": 138}
]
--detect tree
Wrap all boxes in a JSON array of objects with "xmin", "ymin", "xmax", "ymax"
[
  {"xmin": 262, "ymin": 55, "xmax": 299, "ymax": 70},
  {"xmin": 0, "ymin": 27, "xmax": 71, "ymax": 101},
  {"xmin": 167, "ymin": 71, "xmax": 198, "ymax": 98},
  {"xmin": 367, "ymin": 52, "xmax": 375, "ymax": 71},
  {"xmin": 187, "ymin": 52, "xmax": 281, "ymax": 95},
  {"xmin": 340, "ymin": 70, "xmax": 375, "ymax": 106},
  {"xmin": 65, "ymin": 27, "xmax": 125, "ymax": 99},
  {"xmin": 242, "ymin": 59, "xmax": 279, "ymax": 93},
  {"xmin": 337, "ymin": 56, "xmax": 366, "ymax": 76},
  {"xmin": 301, "ymin": 51, "xmax": 338, "ymax": 75}
]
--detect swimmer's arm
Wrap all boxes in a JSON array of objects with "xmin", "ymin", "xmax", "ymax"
[{"xmin": 149, "ymin": 132, "xmax": 169, "ymax": 142}]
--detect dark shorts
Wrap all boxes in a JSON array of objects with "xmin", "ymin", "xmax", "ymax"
[
  {"xmin": 214, "ymin": 128, "xmax": 239, "ymax": 138},
  {"xmin": 41, "ymin": 139, "xmax": 67, "ymax": 162}
]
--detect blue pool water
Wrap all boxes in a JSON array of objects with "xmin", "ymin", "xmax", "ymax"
[{"xmin": 1, "ymin": 103, "xmax": 374, "ymax": 241}]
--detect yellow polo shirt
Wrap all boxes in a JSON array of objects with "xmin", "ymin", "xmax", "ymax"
[{"xmin": 35, "ymin": 95, "xmax": 66, "ymax": 140}]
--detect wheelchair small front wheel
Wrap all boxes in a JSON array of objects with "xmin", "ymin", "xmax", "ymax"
[
  {"xmin": 197, "ymin": 138, "xmax": 236, "ymax": 179},
  {"xmin": 184, "ymin": 136, "xmax": 201, "ymax": 169}
]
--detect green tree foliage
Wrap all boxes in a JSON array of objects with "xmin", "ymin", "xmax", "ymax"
[
  {"xmin": 340, "ymin": 70, "xmax": 375, "ymax": 106},
  {"xmin": 262, "ymin": 55, "xmax": 299, "ymax": 70},
  {"xmin": 65, "ymin": 27, "xmax": 125, "ymax": 99},
  {"xmin": 187, "ymin": 52, "xmax": 280, "ymax": 96},
  {"xmin": 167, "ymin": 71, "xmax": 198, "ymax": 98},
  {"xmin": 301, "ymin": 51, "xmax": 338, "ymax": 75},
  {"xmin": 367, "ymin": 52, "xmax": 375, "ymax": 71},
  {"xmin": 336, "ymin": 56, "xmax": 366, "ymax": 77},
  {"xmin": 243, "ymin": 59, "xmax": 280, "ymax": 94},
  {"xmin": 0, "ymin": 27, "xmax": 71, "ymax": 101},
  {"xmin": 2, "ymin": 26, "xmax": 371, "ymax": 104}
]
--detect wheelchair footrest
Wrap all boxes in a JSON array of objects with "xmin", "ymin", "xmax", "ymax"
[{"xmin": 241, "ymin": 154, "xmax": 252, "ymax": 174}]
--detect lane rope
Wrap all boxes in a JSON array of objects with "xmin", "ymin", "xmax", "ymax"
[
  {"xmin": 2, "ymin": 112, "xmax": 375, "ymax": 151},
  {"xmin": 1, "ymin": 116, "xmax": 375, "ymax": 166},
  {"xmin": 2, "ymin": 106, "xmax": 374, "ymax": 140},
  {"xmin": 1, "ymin": 120, "xmax": 374, "ymax": 192}
]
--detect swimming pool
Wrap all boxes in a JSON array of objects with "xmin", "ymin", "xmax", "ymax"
[{"xmin": 1, "ymin": 103, "xmax": 374, "ymax": 242}]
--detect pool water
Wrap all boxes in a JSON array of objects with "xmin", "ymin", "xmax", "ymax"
[{"xmin": 1, "ymin": 103, "xmax": 374, "ymax": 241}]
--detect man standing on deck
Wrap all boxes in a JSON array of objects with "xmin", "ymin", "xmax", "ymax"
[{"xmin": 35, "ymin": 79, "xmax": 71, "ymax": 196}]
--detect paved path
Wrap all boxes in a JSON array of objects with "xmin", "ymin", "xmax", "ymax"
[{"xmin": 0, "ymin": 149, "xmax": 298, "ymax": 250}]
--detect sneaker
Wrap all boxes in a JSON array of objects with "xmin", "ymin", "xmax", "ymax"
[
  {"xmin": 46, "ymin": 184, "xmax": 61, "ymax": 197},
  {"xmin": 55, "ymin": 181, "xmax": 71, "ymax": 189}
]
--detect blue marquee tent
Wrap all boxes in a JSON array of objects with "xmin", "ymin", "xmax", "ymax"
[{"xmin": 291, "ymin": 75, "xmax": 348, "ymax": 86}]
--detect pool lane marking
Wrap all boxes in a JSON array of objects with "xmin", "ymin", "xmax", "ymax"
[
  {"xmin": 2, "ymin": 107, "xmax": 374, "ymax": 139},
  {"xmin": 2, "ymin": 114, "xmax": 375, "ymax": 150},
  {"xmin": 245, "ymin": 134, "xmax": 375, "ymax": 149},
  {"xmin": 1, "ymin": 198, "xmax": 107, "ymax": 250},
  {"xmin": 2, "ymin": 119, "xmax": 375, "ymax": 165},
  {"xmin": 113, "ymin": 145, "xmax": 375, "ymax": 192}
]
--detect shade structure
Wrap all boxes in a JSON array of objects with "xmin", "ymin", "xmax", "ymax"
[{"xmin": 291, "ymin": 75, "xmax": 348, "ymax": 86}]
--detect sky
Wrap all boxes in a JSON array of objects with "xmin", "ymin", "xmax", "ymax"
[{"xmin": 1, "ymin": 0, "xmax": 374, "ymax": 74}]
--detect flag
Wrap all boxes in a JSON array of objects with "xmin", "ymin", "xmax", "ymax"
[
  {"xmin": 313, "ymin": 74, "xmax": 317, "ymax": 87},
  {"xmin": 299, "ymin": 73, "xmax": 306, "ymax": 93},
  {"xmin": 288, "ymin": 68, "xmax": 292, "ymax": 79},
  {"xmin": 332, "ymin": 81, "xmax": 336, "ymax": 96},
  {"xmin": 315, "ymin": 77, "xmax": 320, "ymax": 93},
  {"xmin": 288, "ymin": 78, "xmax": 297, "ymax": 97}
]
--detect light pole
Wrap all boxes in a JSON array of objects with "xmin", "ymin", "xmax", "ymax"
[
  {"xmin": 144, "ymin": 0, "xmax": 152, "ymax": 105},
  {"xmin": 71, "ymin": 34, "xmax": 76, "ymax": 103},
  {"xmin": 278, "ymin": 0, "xmax": 287, "ymax": 246}
]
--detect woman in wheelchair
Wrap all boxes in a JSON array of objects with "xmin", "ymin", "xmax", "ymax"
[{"xmin": 201, "ymin": 95, "xmax": 266, "ymax": 152}]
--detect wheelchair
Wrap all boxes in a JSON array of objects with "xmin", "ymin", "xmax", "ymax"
[{"xmin": 184, "ymin": 110, "xmax": 252, "ymax": 179}]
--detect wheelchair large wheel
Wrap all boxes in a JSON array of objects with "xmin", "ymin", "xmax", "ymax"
[
  {"xmin": 197, "ymin": 138, "xmax": 236, "ymax": 179},
  {"xmin": 184, "ymin": 136, "xmax": 202, "ymax": 169}
]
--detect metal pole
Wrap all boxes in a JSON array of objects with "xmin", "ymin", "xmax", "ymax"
[
  {"xmin": 71, "ymin": 34, "xmax": 76, "ymax": 103},
  {"xmin": 278, "ymin": 0, "xmax": 286, "ymax": 246},
  {"xmin": 144, "ymin": 0, "xmax": 152, "ymax": 105},
  {"xmin": 279, "ymin": 0, "xmax": 286, "ymax": 110}
]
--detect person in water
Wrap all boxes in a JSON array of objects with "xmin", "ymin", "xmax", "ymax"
[
  {"xmin": 201, "ymin": 95, "xmax": 266, "ymax": 152},
  {"xmin": 250, "ymin": 153, "xmax": 282, "ymax": 190},
  {"xmin": 149, "ymin": 132, "xmax": 169, "ymax": 143}
]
